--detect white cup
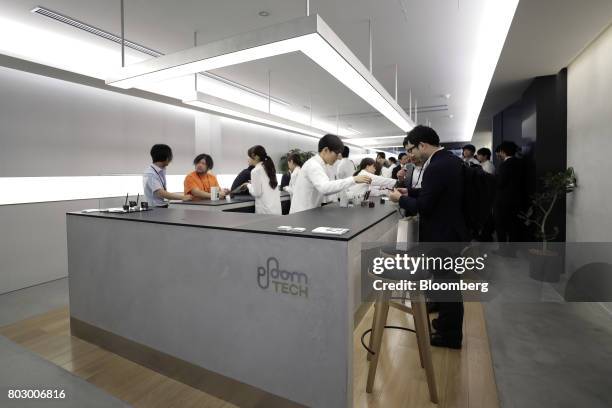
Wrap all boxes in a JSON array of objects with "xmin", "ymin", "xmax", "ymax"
[{"xmin": 210, "ymin": 186, "xmax": 219, "ymax": 201}]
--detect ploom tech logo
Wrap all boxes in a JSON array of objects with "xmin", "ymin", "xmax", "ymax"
[{"xmin": 257, "ymin": 257, "xmax": 309, "ymax": 298}]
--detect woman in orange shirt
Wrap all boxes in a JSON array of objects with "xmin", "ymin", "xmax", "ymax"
[{"xmin": 184, "ymin": 153, "xmax": 228, "ymax": 200}]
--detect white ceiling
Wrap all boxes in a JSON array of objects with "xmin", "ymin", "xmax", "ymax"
[
  {"xmin": 478, "ymin": 0, "xmax": 612, "ymax": 130},
  {"xmin": 1, "ymin": 0, "xmax": 506, "ymax": 143}
]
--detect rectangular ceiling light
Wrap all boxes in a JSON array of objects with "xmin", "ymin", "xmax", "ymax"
[{"xmin": 107, "ymin": 14, "xmax": 414, "ymax": 132}]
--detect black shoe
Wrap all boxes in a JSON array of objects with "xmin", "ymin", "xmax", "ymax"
[{"xmin": 430, "ymin": 333, "xmax": 462, "ymax": 349}]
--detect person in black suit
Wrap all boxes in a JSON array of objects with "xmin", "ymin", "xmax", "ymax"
[
  {"xmin": 389, "ymin": 125, "xmax": 469, "ymax": 349},
  {"xmin": 493, "ymin": 141, "xmax": 523, "ymax": 255},
  {"xmin": 230, "ymin": 165, "xmax": 254, "ymax": 195},
  {"xmin": 391, "ymin": 152, "xmax": 408, "ymax": 179}
]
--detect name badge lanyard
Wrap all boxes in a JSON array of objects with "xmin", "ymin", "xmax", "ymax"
[{"xmin": 150, "ymin": 166, "xmax": 167, "ymax": 190}]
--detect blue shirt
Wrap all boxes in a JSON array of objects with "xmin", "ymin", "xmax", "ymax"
[{"xmin": 143, "ymin": 164, "xmax": 167, "ymax": 207}]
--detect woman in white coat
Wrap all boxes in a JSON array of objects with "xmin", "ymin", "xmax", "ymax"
[
  {"xmin": 244, "ymin": 145, "xmax": 282, "ymax": 215},
  {"xmin": 346, "ymin": 157, "xmax": 397, "ymax": 200},
  {"xmin": 282, "ymin": 153, "xmax": 302, "ymax": 198}
]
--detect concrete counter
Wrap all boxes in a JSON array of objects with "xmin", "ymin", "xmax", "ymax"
[{"xmin": 66, "ymin": 203, "xmax": 399, "ymax": 407}]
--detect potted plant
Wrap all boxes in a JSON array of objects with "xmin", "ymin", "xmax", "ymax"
[
  {"xmin": 278, "ymin": 149, "xmax": 315, "ymax": 173},
  {"xmin": 518, "ymin": 167, "xmax": 577, "ymax": 282}
]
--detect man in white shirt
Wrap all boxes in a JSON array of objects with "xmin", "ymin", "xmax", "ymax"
[
  {"xmin": 476, "ymin": 147, "xmax": 495, "ymax": 175},
  {"xmin": 336, "ymin": 146, "xmax": 356, "ymax": 180},
  {"xmin": 290, "ymin": 134, "xmax": 371, "ymax": 213},
  {"xmin": 381, "ymin": 157, "xmax": 396, "ymax": 178},
  {"xmin": 143, "ymin": 144, "xmax": 192, "ymax": 208},
  {"xmin": 462, "ymin": 144, "xmax": 480, "ymax": 166}
]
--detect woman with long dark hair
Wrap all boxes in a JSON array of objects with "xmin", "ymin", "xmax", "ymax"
[
  {"xmin": 244, "ymin": 145, "xmax": 281, "ymax": 214},
  {"xmin": 347, "ymin": 157, "xmax": 397, "ymax": 199},
  {"xmin": 282, "ymin": 152, "xmax": 302, "ymax": 198}
]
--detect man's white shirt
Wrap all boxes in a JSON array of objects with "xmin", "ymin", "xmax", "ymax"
[{"xmin": 289, "ymin": 155, "xmax": 355, "ymax": 213}]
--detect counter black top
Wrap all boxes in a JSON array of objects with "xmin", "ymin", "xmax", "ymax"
[
  {"xmin": 170, "ymin": 192, "xmax": 289, "ymax": 207},
  {"xmin": 67, "ymin": 203, "xmax": 399, "ymax": 241}
]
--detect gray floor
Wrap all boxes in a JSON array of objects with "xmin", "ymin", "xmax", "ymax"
[
  {"xmin": 484, "ymin": 252, "xmax": 612, "ymax": 408},
  {"xmin": 0, "ymin": 278, "xmax": 69, "ymax": 326},
  {"xmin": 0, "ymin": 335, "xmax": 129, "ymax": 408}
]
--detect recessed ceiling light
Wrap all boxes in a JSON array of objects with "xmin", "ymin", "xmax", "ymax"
[
  {"xmin": 443, "ymin": 93, "xmax": 451, "ymax": 99},
  {"xmin": 258, "ymin": 11, "xmax": 270, "ymax": 17},
  {"xmin": 448, "ymin": 114, "xmax": 454, "ymax": 119}
]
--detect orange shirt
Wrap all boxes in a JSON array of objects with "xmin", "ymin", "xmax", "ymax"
[{"xmin": 184, "ymin": 171, "xmax": 220, "ymax": 200}]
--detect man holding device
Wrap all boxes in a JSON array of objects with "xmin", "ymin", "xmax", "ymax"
[
  {"xmin": 184, "ymin": 153, "xmax": 228, "ymax": 200},
  {"xmin": 143, "ymin": 144, "xmax": 192, "ymax": 208},
  {"xmin": 289, "ymin": 134, "xmax": 371, "ymax": 213}
]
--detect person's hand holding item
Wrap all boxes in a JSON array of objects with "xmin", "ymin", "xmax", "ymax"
[
  {"xmin": 219, "ymin": 189, "xmax": 228, "ymax": 199},
  {"xmin": 396, "ymin": 188, "xmax": 408, "ymax": 195},
  {"xmin": 397, "ymin": 168, "xmax": 406, "ymax": 181},
  {"xmin": 182, "ymin": 194, "xmax": 193, "ymax": 201},
  {"xmin": 388, "ymin": 189, "xmax": 403, "ymax": 202},
  {"xmin": 353, "ymin": 174, "xmax": 372, "ymax": 184}
]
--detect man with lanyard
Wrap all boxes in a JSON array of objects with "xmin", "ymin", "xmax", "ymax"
[
  {"xmin": 389, "ymin": 126, "xmax": 469, "ymax": 349},
  {"xmin": 143, "ymin": 144, "xmax": 192, "ymax": 208}
]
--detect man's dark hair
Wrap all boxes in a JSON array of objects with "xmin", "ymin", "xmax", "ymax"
[
  {"xmin": 403, "ymin": 125, "xmax": 440, "ymax": 147},
  {"xmin": 287, "ymin": 152, "xmax": 303, "ymax": 167},
  {"xmin": 498, "ymin": 141, "xmax": 519, "ymax": 156},
  {"xmin": 193, "ymin": 153, "xmax": 214, "ymax": 169},
  {"xmin": 150, "ymin": 144, "xmax": 173, "ymax": 163},
  {"xmin": 318, "ymin": 134, "xmax": 344, "ymax": 154},
  {"xmin": 398, "ymin": 152, "xmax": 407, "ymax": 160},
  {"xmin": 342, "ymin": 146, "xmax": 350, "ymax": 157},
  {"xmin": 388, "ymin": 157, "xmax": 397, "ymax": 164},
  {"xmin": 376, "ymin": 152, "xmax": 386, "ymax": 160},
  {"xmin": 477, "ymin": 147, "xmax": 491, "ymax": 160},
  {"xmin": 462, "ymin": 144, "xmax": 476, "ymax": 154}
]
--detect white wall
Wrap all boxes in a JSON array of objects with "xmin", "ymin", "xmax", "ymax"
[
  {"xmin": 567, "ymin": 24, "xmax": 612, "ymax": 242},
  {"xmin": 0, "ymin": 65, "xmax": 351, "ymax": 294},
  {"xmin": 471, "ymin": 130, "xmax": 493, "ymax": 152}
]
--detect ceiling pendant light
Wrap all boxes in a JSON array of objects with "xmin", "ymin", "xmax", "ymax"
[{"xmin": 106, "ymin": 14, "xmax": 414, "ymax": 132}]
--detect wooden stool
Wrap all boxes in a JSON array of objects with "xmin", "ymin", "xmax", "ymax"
[{"xmin": 365, "ymin": 251, "xmax": 438, "ymax": 404}]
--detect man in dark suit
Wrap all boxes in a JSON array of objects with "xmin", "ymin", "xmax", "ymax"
[
  {"xmin": 389, "ymin": 125, "xmax": 469, "ymax": 349},
  {"xmin": 391, "ymin": 152, "xmax": 407, "ymax": 179},
  {"xmin": 230, "ymin": 165, "xmax": 254, "ymax": 195},
  {"xmin": 493, "ymin": 141, "xmax": 523, "ymax": 255}
]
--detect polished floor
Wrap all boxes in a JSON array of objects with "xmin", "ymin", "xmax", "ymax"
[
  {"xmin": 0, "ymin": 301, "xmax": 496, "ymax": 408},
  {"xmin": 0, "ymin": 334, "xmax": 128, "ymax": 408}
]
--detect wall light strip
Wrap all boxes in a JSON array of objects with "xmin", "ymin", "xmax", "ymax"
[{"xmin": 106, "ymin": 14, "xmax": 414, "ymax": 132}]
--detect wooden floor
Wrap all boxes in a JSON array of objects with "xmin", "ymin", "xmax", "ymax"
[{"xmin": 0, "ymin": 303, "xmax": 498, "ymax": 408}]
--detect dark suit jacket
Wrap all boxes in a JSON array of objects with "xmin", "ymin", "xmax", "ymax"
[
  {"xmin": 494, "ymin": 157, "xmax": 522, "ymax": 213},
  {"xmin": 399, "ymin": 149, "xmax": 469, "ymax": 242},
  {"xmin": 231, "ymin": 166, "xmax": 254, "ymax": 195}
]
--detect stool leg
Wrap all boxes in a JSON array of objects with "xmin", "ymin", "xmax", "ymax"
[
  {"xmin": 414, "ymin": 291, "xmax": 438, "ymax": 403},
  {"xmin": 413, "ymin": 306, "xmax": 425, "ymax": 368},
  {"xmin": 367, "ymin": 302, "xmax": 377, "ymax": 362},
  {"xmin": 366, "ymin": 294, "xmax": 390, "ymax": 393}
]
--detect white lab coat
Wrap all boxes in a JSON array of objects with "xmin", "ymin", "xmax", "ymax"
[
  {"xmin": 381, "ymin": 165, "xmax": 394, "ymax": 178},
  {"xmin": 283, "ymin": 166, "xmax": 301, "ymax": 197},
  {"xmin": 346, "ymin": 170, "xmax": 397, "ymax": 199},
  {"xmin": 289, "ymin": 155, "xmax": 355, "ymax": 213},
  {"xmin": 247, "ymin": 162, "xmax": 281, "ymax": 215},
  {"xmin": 324, "ymin": 161, "xmax": 340, "ymax": 203},
  {"xmin": 481, "ymin": 160, "xmax": 495, "ymax": 175},
  {"xmin": 336, "ymin": 158, "xmax": 356, "ymax": 180}
]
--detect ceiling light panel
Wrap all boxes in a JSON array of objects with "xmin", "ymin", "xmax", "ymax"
[{"xmin": 106, "ymin": 14, "xmax": 414, "ymax": 133}]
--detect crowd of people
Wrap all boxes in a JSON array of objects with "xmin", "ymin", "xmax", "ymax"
[{"xmin": 142, "ymin": 126, "xmax": 524, "ymax": 349}]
